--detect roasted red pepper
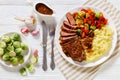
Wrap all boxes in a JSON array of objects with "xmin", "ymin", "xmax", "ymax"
[
  {"xmin": 84, "ymin": 30, "xmax": 89, "ymax": 34},
  {"xmin": 82, "ymin": 32, "xmax": 85, "ymax": 38}
]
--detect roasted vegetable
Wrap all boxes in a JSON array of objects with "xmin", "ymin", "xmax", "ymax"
[
  {"xmin": 76, "ymin": 19, "xmax": 84, "ymax": 25},
  {"xmin": 90, "ymin": 26, "xmax": 96, "ymax": 31},
  {"xmin": 77, "ymin": 29, "xmax": 82, "ymax": 36},
  {"xmin": 85, "ymin": 13, "xmax": 90, "ymax": 18},
  {"xmin": 84, "ymin": 23, "xmax": 89, "ymax": 30},
  {"xmin": 95, "ymin": 12, "xmax": 101, "ymax": 18},
  {"xmin": 78, "ymin": 11, "xmax": 85, "ymax": 17}
]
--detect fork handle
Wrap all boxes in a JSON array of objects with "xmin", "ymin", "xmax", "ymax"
[{"xmin": 50, "ymin": 38, "xmax": 55, "ymax": 70}]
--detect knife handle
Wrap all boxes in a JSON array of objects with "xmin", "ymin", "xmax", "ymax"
[{"xmin": 42, "ymin": 45, "xmax": 47, "ymax": 71}]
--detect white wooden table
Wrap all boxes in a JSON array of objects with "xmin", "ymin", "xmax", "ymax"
[{"xmin": 0, "ymin": 0, "xmax": 120, "ymax": 80}]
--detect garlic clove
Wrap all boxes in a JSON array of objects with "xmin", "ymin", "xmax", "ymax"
[
  {"xmin": 20, "ymin": 28, "xmax": 29, "ymax": 34},
  {"xmin": 31, "ymin": 30, "xmax": 39, "ymax": 36}
]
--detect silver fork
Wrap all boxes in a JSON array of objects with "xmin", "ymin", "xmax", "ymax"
[{"xmin": 49, "ymin": 24, "xmax": 56, "ymax": 70}]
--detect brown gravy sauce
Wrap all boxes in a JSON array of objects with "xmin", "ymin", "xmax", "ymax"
[{"xmin": 36, "ymin": 3, "xmax": 53, "ymax": 15}]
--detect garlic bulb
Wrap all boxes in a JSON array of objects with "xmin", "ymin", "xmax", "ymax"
[{"xmin": 25, "ymin": 15, "xmax": 36, "ymax": 31}]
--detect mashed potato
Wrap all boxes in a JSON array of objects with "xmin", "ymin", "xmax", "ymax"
[{"xmin": 86, "ymin": 25, "xmax": 113, "ymax": 62}]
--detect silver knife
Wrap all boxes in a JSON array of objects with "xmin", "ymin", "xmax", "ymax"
[{"xmin": 42, "ymin": 21, "xmax": 48, "ymax": 71}]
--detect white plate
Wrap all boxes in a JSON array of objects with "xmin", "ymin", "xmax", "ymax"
[
  {"xmin": 55, "ymin": 6, "xmax": 117, "ymax": 67},
  {"xmin": 0, "ymin": 32, "xmax": 31, "ymax": 71}
]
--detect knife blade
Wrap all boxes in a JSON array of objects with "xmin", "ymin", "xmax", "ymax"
[{"xmin": 42, "ymin": 21, "xmax": 48, "ymax": 71}]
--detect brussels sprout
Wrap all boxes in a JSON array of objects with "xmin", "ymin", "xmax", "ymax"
[
  {"xmin": 10, "ymin": 57, "xmax": 18, "ymax": 66},
  {"xmin": 18, "ymin": 55, "xmax": 24, "ymax": 64},
  {"xmin": 12, "ymin": 33, "xmax": 20, "ymax": 41},
  {"xmin": 0, "ymin": 41, "xmax": 6, "ymax": 48},
  {"xmin": 8, "ymin": 51, "xmax": 16, "ymax": 57},
  {"xmin": 0, "ymin": 48, "xmax": 4, "ymax": 56},
  {"xmin": 30, "ymin": 56, "xmax": 38, "ymax": 64},
  {"xmin": 17, "ymin": 55, "xmax": 23, "ymax": 59},
  {"xmin": 7, "ymin": 42, "xmax": 13, "ymax": 46},
  {"xmin": 26, "ymin": 64, "xmax": 35, "ymax": 73},
  {"xmin": 13, "ymin": 41, "xmax": 21, "ymax": 48},
  {"xmin": 1, "ymin": 35, "xmax": 11, "ymax": 43},
  {"xmin": 6, "ymin": 45, "xmax": 14, "ymax": 51},
  {"xmin": 21, "ymin": 43, "xmax": 28, "ymax": 50},
  {"xmin": 19, "ymin": 58, "xmax": 24, "ymax": 64},
  {"xmin": 19, "ymin": 67, "xmax": 27, "ymax": 76},
  {"xmin": 15, "ymin": 48, "xmax": 23, "ymax": 56},
  {"xmin": 2, "ymin": 54, "xmax": 10, "ymax": 61}
]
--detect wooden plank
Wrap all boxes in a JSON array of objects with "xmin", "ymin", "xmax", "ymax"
[
  {"xmin": 0, "ymin": 6, "xmax": 33, "ymax": 25},
  {"xmin": 0, "ymin": 0, "xmax": 86, "ymax": 5},
  {"xmin": 0, "ymin": 5, "xmax": 81, "ymax": 25},
  {"xmin": 0, "ymin": 0, "xmax": 28, "ymax": 5}
]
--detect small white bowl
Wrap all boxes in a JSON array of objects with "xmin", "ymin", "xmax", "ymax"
[
  {"xmin": 55, "ymin": 6, "xmax": 117, "ymax": 67},
  {"xmin": 0, "ymin": 32, "xmax": 31, "ymax": 71}
]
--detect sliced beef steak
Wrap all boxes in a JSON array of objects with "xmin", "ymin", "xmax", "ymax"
[
  {"xmin": 60, "ymin": 37, "xmax": 86, "ymax": 62},
  {"xmin": 61, "ymin": 25, "xmax": 77, "ymax": 33},
  {"xmin": 60, "ymin": 31, "xmax": 76, "ymax": 37},
  {"xmin": 66, "ymin": 12, "xmax": 76, "ymax": 25},
  {"xmin": 63, "ymin": 21, "xmax": 77, "ymax": 29},
  {"xmin": 59, "ymin": 35, "xmax": 76, "ymax": 44},
  {"xmin": 81, "ymin": 37, "xmax": 93, "ymax": 50},
  {"xmin": 87, "ymin": 30, "xmax": 94, "ymax": 38}
]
